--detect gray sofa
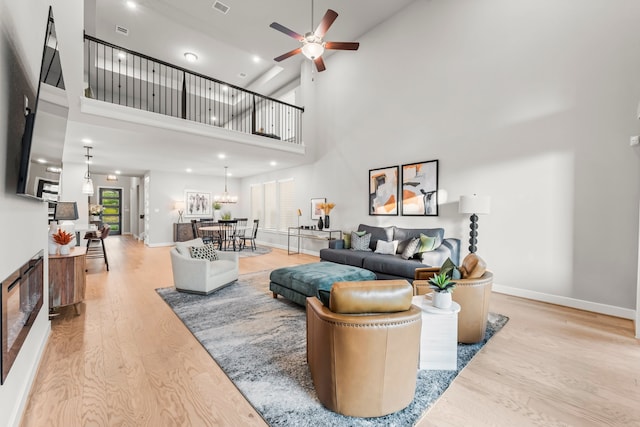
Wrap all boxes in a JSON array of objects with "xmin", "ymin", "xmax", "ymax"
[{"xmin": 319, "ymin": 224, "xmax": 460, "ymax": 283}]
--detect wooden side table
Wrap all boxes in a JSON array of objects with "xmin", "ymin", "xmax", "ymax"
[
  {"xmin": 49, "ymin": 246, "xmax": 87, "ymax": 315},
  {"xmin": 412, "ymin": 295, "xmax": 460, "ymax": 370},
  {"xmin": 174, "ymin": 223, "xmax": 195, "ymax": 242}
]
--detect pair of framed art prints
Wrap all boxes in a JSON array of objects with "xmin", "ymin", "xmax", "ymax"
[{"xmin": 369, "ymin": 159, "xmax": 439, "ymax": 217}]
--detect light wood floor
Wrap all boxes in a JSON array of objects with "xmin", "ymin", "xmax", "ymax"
[{"xmin": 20, "ymin": 236, "xmax": 640, "ymax": 426}]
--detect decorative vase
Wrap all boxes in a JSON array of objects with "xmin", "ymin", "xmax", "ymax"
[
  {"xmin": 59, "ymin": 244, "xmax": 70, "ymax": 255},
  {"xmin": 48, "ymin": 243, "xmax": 58, "ymax": 255},
  {"xmin": 317, "ymin": 216, "xmax": 324, "ymax": 230},
  {"xmin": 432, "ymin": 292, "xmax": 452, "ymax": 309},
  {"xmin": 324, "ymin": 215, "xmax": 330, "ymax": 229}
]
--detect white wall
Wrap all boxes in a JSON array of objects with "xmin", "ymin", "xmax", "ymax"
[
  {"xmin": 0, "ymin": 1, "xmax": 81, "ymax": 425},
  {"xmin": 146, "ymin": 170, "xmax": 243, "ymax": 246},
  {"xmin": 241, "ymin": 0, "xmax": 640, "ymax": 317}
]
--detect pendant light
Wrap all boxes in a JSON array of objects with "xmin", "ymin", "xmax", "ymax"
[
  {"xmin": 82, "ymin": 146, "xmax": 95, "ymax": 195},
  {"xmin": 214, "ymin": 166, "xmax": 237, "ymax": 204}
]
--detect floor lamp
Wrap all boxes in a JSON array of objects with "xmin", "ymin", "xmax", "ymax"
[{"xmin": 459, "ymin": 194, "xmax": 491, "ymax": 254}]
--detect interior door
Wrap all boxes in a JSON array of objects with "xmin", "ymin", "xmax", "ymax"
[{"xmin": 99, "ymin": 187, "xmax": 122, "ymax": 235}]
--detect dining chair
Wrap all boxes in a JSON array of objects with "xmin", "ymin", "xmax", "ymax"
[
  {"xmin": 198, "ymin": 220, "xmax": 221, "ymax": 248},
  {"xmin": 218, "ymin": 219, "xmax": 238, "ymax": 251},
  {"xmin": 233, "ymin": 218, "xmax": 248, "ymax": 249},
  {"xmin": 241, "ymin": 219, "xmax": 259, "ymax": 251}
]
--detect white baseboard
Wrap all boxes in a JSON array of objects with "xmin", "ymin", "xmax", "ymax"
[
  {"xmin": 146, "ymin": 242, "xmax": 174, "ymax": 248},
  {"xmin": 11, "ymin": 318, "xmax": 51, "ymax": 427},
  {"xmin": 493, "ymin": 284, "xmax": 636, "ymax": 320}
]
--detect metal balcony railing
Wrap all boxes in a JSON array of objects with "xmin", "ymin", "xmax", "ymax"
[{"xmin": 83, "ymin": 34, "xmax": 304, "ymax": 145}]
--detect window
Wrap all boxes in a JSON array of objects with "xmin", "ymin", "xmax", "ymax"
[
  {"xmin": 278, "ymin": 179, "xmax": 294, "ymax": 231},
  {"xmin": 250, "ymin": 184, "xmax": 263, "ymax": 225},
  {"xmin": 251, "ymin": 178, "xmax": 295, "ymax": 231},
  {"xmin": 264, "ymin": 181, "xmax": 277, "ymax": 229}
]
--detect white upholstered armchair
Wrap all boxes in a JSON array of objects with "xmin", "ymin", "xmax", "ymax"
[{"xmin": 170, "ymin": 238, "xmax": 239, "ymax": 294}]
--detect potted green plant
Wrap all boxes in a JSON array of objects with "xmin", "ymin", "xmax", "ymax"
[
  {"xmin": 221, "ymin": 211, "xmax": 232, "ymax": 220},
  {"xmin": 428, "ymin": 273, "xmax": 456, "ymax": 309},
  {"xmin": 212, "ymin": 202, "xmax": 222, "ymax": 221}
]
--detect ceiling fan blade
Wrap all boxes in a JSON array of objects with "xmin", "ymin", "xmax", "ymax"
[
  {"xmin": 324, "ymin": 41, "xmax": 360, "ymax": 51},
  {"xmin": 269, "ymin": 22, "xmax": 304, "ymax": 41},
  {"xmin": 314, "ymin": 9, "xmax": 338, "ymax": 38},
  {"xmin": 274, "ymin": 48, "xmax": 302, "ymax": 62},
  {"xmin": 314, "ymin": 56, "xmax": 326, "ymax": 72}
]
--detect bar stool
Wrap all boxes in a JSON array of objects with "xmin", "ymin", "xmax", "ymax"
[{"xmin": 85, "ymin": 224, "xmax": 110, "ymax": 271}]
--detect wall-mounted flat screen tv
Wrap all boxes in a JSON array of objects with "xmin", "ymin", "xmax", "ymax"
[{"xmin": 16, "ymin": 6, "xmax": 67, "ymax": 201}]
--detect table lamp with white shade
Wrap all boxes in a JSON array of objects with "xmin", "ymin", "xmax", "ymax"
[
  {"xmin": 459, "ymin": 194, "xmax": 491, "ymax": 254},
  {"xmin": 53, "ymin": 201, "xmax": 79, "ymax": 246},
  {"xmin": 174, "ymin": 201, "xmax": 185, "ymax": 223}
]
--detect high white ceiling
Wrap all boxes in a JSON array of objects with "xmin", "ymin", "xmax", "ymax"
[{"xmin": 62, "ymin": 0, "xmax": 415, "ymax": 177}]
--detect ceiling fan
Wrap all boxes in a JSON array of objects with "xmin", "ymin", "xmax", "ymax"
[{"xmin": 269, "ymin": 1, "xmax": 359, "ymax": 72}]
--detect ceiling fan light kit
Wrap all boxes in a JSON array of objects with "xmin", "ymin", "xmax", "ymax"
[
  {"xmin": 269, "ymin": 2, "xmax": 359, "ymax": 72},
  {"xmin": 301, "ymin": 36, "xmax": 324, "ymax": 60}
]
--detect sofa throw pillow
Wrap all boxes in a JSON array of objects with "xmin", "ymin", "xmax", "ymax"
[
  {"xmin": 342, "ymin": 232, "xmax": 351, "ymax": 249},
  {"xmin": 374, "ymin": 239, "xmax": 399, "ymax": 255},
  {"xmin": 190, "ymin": 243, "xmax": 219, "ymax": 261},
  {"xmin": 401, "ymin": 237, "xmax": 420, "ymax": 260},
  {"xmin": 415, "ymin": 233, "xmax": 438, "ymax": 255},
  {"xmin": 351, "ymin": 232, "xmax": 372, "ymax": 251},
  {"xmin": 440, "ymin": 257, "xmax": 462, "ymax": 280}
]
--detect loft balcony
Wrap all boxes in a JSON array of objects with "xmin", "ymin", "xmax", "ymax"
[{"xmin": 82, "ymin": 35, "xmax": 304, "ymax": 147}]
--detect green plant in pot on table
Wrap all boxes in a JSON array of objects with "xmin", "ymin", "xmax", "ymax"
[{"xmin": 428, "ymin": 273, "xmax": 456, "ymax": 309}]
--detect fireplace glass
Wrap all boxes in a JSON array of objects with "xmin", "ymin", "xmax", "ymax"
[{"xmin": 1, "ymin": 250, "xmax": 43, "ymax": 384}]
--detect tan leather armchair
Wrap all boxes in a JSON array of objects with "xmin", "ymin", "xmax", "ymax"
[
  {"xmin": 414, "ymin": 254, "xmax": 493, "ymax": 344},
  {"xmin": 306, "ymin": 280, "xmax": 421, "ymax": 418}
]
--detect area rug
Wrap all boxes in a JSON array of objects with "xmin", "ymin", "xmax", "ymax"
[
  {"xmin": 156, "ymin": 271, "xmax": 508, "ymax": 426},
  {"xmin": 237, "ymin": 245, "xmax": 271, "ymax": 258}
]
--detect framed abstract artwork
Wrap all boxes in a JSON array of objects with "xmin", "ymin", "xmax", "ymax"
[
  {"xmin": 184, "ymin": 190, "xmax": 212, "ymax": 218},
  {"xmin": 401, "ymin": 160, "xmax": 439, "ymax": 216},
  {"xmin": 310, "ymin": 198, "xmax": 326, "ymax": 220},
  {"xmin": 369, "ymin": 166, "xmax": 399, "ymax": 216}
]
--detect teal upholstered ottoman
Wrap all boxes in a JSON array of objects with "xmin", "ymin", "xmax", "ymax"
[{"xmin": 269, "ymin": 262, "xmax": 376, "ymax": 306}]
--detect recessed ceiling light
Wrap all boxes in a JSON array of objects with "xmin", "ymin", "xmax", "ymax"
[
  {"xmin": 184, "ymin": 52, "xmax": 198, "ymax": 62},
  {"xmin": 126, "ymin": 1, "xmax": 137, "ymax": 10},
  {"xmin": 217, "ymin": 153, "xmax": 226, "ymax": 159},
  {"xmin": 186, "ymin": 168, "xmax": 192, "ymax": 173},
  {"xmin": 115, "ymin": 170, "xmax": 121, "ymax": 175},
  {"xmin": 270, "ymin": 161, "xmax": 277, "ymax": 166},
  {"xmin": 252, "ymin": 56, "xmax": 260, "ymax": 63},
  {"xmin": 82, "ymin": 138, "xmax": 92, "ymax": 144}
]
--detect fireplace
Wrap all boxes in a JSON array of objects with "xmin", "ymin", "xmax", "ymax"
[{"xmin": 1, "ymin": 250, "xmax": 43, "ymax": 384}]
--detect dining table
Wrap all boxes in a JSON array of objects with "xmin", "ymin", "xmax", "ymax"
[{"xmin": 199, "ymin": 223, "xmax": 249, "ymax": 251}]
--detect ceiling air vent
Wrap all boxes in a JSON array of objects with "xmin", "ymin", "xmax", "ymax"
[
  {"xmin": 115, "ymin": 25, "xmax": 129, "ymax": 36},
  {"xmin": 212, "ymin": 1, "xmax": 230, "ymax": 14}
]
